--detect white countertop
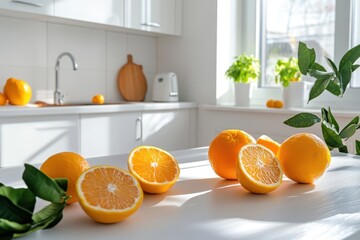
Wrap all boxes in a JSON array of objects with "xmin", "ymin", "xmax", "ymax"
[
  {"xmin": 1, "ymin": 147, "xmax": 360, "ymax": 240},
  {"xmin": 0, "ymin": 102, "xmax": 197, "ymax": 117}
]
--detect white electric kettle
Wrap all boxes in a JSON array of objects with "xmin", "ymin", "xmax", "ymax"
[{"xmin": 152, "ymin": 72, "xmax": 179, "ymax": 102}]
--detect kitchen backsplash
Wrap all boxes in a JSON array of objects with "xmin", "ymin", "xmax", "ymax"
[{"xmin": 0, "ymin": 15, "xmax": 157, "ymax": 103}]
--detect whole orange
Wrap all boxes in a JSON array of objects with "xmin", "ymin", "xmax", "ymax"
[
  {"xmin": 273, "ymin": 100, "xmax": 284, "ymax": 108},
  {"xmin": 0, "ymin": 93, "xmax": 7, "ymax": 106},
  {"xmin": 266, "ymin": 99, "xmax": 274, "ymax": 108},
  {"xmin": 4, "ymin": 78, "xmax": 32, "ymax": 106},
  {"xmin": 208, "ymin": 129, "xmax": 255, "ymax": 179},
  {"xmin": 92, "ymin": 94, "xmax": 105, "ymax": 104},
  {"xmin": 278, "ymin": 133, "xmax": 331, "ymax": 184},
  {"xmin": 40, "ymin": 152, "xmax": 90, "ymax": 204}
]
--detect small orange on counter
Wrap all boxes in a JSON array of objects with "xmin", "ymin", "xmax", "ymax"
[
  {"xmin": 4, "ymin": 78, "xmax": 32, "ymax": 106},
  {"xmin": 40, "ymin": 152, "xmax": 90, "ymax": 204},
  {"xmin": 256, "ymin": 135, "xmax": 281, "ymax": 155},
  {"xmin": 278, "ymin": 133, "xmax": 331, "ymax": 184},
  {"xmin": 128, "ymin": 146, "xmax": 180, "ymax": 194},
  {"xmin": 266, "ymin": 99, "xmax": 274, "ymax": 108},
  {"xmin": 92, "ymin": 94, "xmax": 105, "ymax": 104},
  {"xmin": 76, "ymin": 165, "xmax": 143, "ymax": 223},
  {"xmin": 236, "ymin": 144, "xmax": 283, "ymax": 194},
  {"xmin": 273, "ymin": 100, "xmax": 284, "ymax": 108},
  {"xmin": 208, "ymin": 129, "xmax": 255, "ymax": 180},
  {"xmin": 0, "ymin": 93, "xmax": 7, "ymax": 106}
]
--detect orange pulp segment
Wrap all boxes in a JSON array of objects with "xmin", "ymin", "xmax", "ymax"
[
  {"xmin": 236, "ymin": 144, "xmax": 283, "ymax": 194},
  {"xmin": 128, "ymin": 146, "xmax": 180, "ymax": 194},
  {"xmin": 76, "ymin": 165, "xmax": 143, "ymax": 223}
]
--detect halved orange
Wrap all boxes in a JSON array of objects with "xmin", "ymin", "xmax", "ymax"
[
  {"xmin": 128, "ymin": 146, "xmax": 180, "ymax": 194},
  {"xmin": 76, "ymin": 165, "xmax": 143, "ymax": 223},
  {"xmin": 256, "ymin": 135, "xmax": 281, "ymax": 155},
  {"xmin": 236, "ymin": 144, "xmax": 283, "ymax": 194}
]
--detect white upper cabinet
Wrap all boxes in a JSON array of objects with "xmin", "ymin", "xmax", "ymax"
[
  {"xmin": 0, "ymin": 0, "xmax": 54, "ymax": 15},
  {"xmin": 125, "ymin": 0, "xmax": 182, "ymax": 35},
  {"xmin": 54, "ymin": 0, "xmax": 124, "ymax": 27}
]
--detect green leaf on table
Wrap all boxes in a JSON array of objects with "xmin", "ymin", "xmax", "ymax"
[
  {"xmin": 308, "ymin": 76, "xmax": 331, "ymax": 102},
  {"xmin": 0, "ymin": 195, "xmax": 32, "ymax": 224},
  {"xmin": 22, "ymin": 164, "xmax": 66, "ymax": 204},
  {"xmin": 298, "ymin": 42, "xmax": 312, "ymax": 75},
  {"xmin": 339, "ymin": 44, "xmax": 360, "ymax": 72},
  {"xmin": 339, "ymin": 124, "xmax": 357, "ymax": 140},
  {"xmin": 0, "ymin": 218, "xmax": 31, "ymax": 233},
  {"xmin": 283, "ymin": 112, "xmax": 321, "ymax": 128},
  {"xmin": 54, "ymin": 178, "xmax": 68, "ymax": 192},
  {"xmin": 0, "ymin": 186, "xmax": 35, "ymax": 214},
  {"xmin": 321, "ymin": 121, "xmax": 344, "ymax": 148},
  {"xmin": 356, "ymin": 140, "xmax": 360, "ymax": 155},
  {"xmin": 339, "ymin": 61, "xmax": 352, "ymax": 96},
  {"xmin": 32, "ymin": 202, "xmax": 65, "ymax": 227},
  {"xmin": 0, "ymin": 230, "xmax": 13, "ymax": 240}
]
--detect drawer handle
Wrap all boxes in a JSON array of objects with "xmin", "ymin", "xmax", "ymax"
[
  {"xmin": 136, "ymin": 118, "xmax": 142, "ymax": 141},
  {"xmin": 12, "ymin": 0, "xmax": 43, "ymax": 7},
  {"xmin": 141, "ymin": 22, "xmax": 161, "ymax": 28}
]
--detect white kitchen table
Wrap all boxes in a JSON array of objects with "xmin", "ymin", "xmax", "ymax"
[{"xmin": 1, "ymin": 147, "xmax": 360, "ymax": 240}]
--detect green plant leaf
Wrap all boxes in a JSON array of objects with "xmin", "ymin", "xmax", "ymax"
[
  {"xmin": 339, "ymin": 61, "xmax": 352, "ymax": 96},
  {"xmin": 356, "ymin": 140, "xmax": 360, "ymax": 155},
  {"xmin": 325, "ymin": 80, "xmax": 341, "ymax": 96},
  {"xmin": 0, "ymin": 218, "xmax": 31, "ymax": 233},
  {"xmin": 326, "ymin": 107, "xmax": 339, "ymax": 133},
  {"xmin": 342, "ymin": 116, "xmax": 359, "ymax": 132},
  {"xmin": 339, "ymin": 44, "xmax": 360, "ymax": 72},
  {"xmin": 308, "ymin": 76, "xmax": 331, "ymax": 102},
  {"xmin": 309, "ymin": 48, "xmax": 316, "ymax": 68},
  {"xmin": 32, "ymin": 203, "xmax": 65, "ymax": 227},
  {"xmin": 0, "ymin": 230, "xmax": 13, "ymax": 240},
  {"xmin": 352, "ymin": 64, "xmax": 360, "ymax": 72},
  {"xmin": 321, "ymin": 121, "xmax": 344, "ymax": 148},
  {"xmin": 298, "ymin": 42, "xmax": 311, "ymax": 75},
  {"xmin": 339, "ymin": 124, "xmax": 357, "ymax": 140},
  {"xmin": 311, "ymin": 63, "xmax": 327, "ymax": 72},
  {"xmin": 338, "ymin": 145, "xmax": 349, "ymax": 153},
  {"xmin": 22, "ymin": 164, "xmax": 66, "ymax": 204},
  {"xmin": 0, "ymin": 186, "xmax": 35, "ymax": 214},
  {"xmin": 283, "ymin": 113, "xmax": 321, "ymax": 128},
  {"xmin": 325, "ymin": 57, "xmax": 340, "ymax": 78}
]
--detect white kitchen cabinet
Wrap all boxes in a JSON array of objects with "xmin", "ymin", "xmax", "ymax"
[
  {"xmin": 124, "ymin": 0, "xmax": 182, "ymax": 35},
  {"xmin": 0, "ymin": 0, "xmax": 54, "ymax": 15},
  {"xmin": 80, "ymin": 112, "xmax": 141, "ymax": 158},
  {"xmin": 0, "ymin": 115, "xmax": 79, "ymax": 167},
  {"xmin": 142, "ymin": 109, "xmax": 196, "ymax": 151},
  {"xmin": 54, "ymin": 0, "xmax": 124, "ymax": 26}
]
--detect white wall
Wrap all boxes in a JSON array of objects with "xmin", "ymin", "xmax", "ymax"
[
  {"xmin": 157, "ymin": 0, "xmax": 217, "ymax": 105},
  {"xmin": 0, "ymin": 15, "xmax": 157, "ymax": 103}
]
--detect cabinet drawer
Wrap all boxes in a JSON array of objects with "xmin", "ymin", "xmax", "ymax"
[
  {"xmin": 0, "ymin": 0, "xmax": 54, "ymax": 15},
  {"xmin": 0, "ymin": 115, "xmax": 79, "ymax": 167}
]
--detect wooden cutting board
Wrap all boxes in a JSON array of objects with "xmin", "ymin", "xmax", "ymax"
[{"xmin": 117, "ymin": 54, "xmax": 147, "ymax": 101}]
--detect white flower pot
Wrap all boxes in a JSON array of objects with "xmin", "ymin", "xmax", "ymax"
[
  {"xmin": 283, "ymin": 81, "xmax": 308, "ymax": 108},
  {"xmin": 234, "ymin": 82, "xmax": 255, "ymax": 107}
]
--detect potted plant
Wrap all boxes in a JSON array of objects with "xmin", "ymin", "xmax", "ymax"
[
  {"xmin": 284, "ymin": 41, "xmax": 360, "ymax": 155},
  {"xmin": 225, "ymin": 54, "xmax": 260, "ymax": 106},
  {"xmin": 274, "ymin": 57, "xmax": 305, "ymax": 108}
]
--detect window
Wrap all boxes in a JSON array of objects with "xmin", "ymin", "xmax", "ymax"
[{"xmin": 260, "ymin": 0, "xmax": 336, "ymax": 87}]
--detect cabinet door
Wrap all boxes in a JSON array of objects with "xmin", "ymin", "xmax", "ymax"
[
  {"xmin": 142, "ymin": 109, "xmax": 193, "ymax": 151},
  {"xmin": 80, "ymin": 112, "xmax": 141, "ymax": 158},
  {"xmin": 125, "ymin": 0, "xmax": 180, "ymax": 35},
  {"xmin": 54, "ymin": 0, "xmax": 124, "ymax": 26},
  {"xmin": 0, "ymin": 115, "xmax": 79, "ymax": 167},
  {"xmin": 0, "ymin": 0, "xmax": 54, "ymax": 15}
]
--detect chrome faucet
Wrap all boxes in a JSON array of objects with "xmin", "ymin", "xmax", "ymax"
[{"xmin": 54, "ymin": 52, "xmax": 78, "ymax": 105}]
